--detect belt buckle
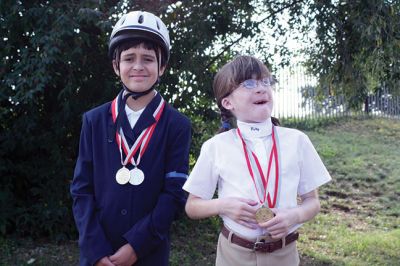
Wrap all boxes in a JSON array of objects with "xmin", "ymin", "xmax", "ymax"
[{"xmin": 253, "ymin": 241, "xmax": 267, "ymax": 252}]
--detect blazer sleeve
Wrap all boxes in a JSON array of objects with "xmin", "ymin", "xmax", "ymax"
[
  {"xmin": 70, "ymin": 113, "xmax": 114, "ymax": 265},
  {"xmin": 122, "ymin": 116, "xmax": 191, "ymax": 259}
]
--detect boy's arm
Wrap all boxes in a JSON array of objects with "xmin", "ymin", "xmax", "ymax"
[
  {"xmin": 185, "ymin": 193, "xmax": 220, "ymax": 219},
  {"xmin": 294, "ymin": 189, "xmax": 321, "ymax": 223},
  {"xmin": 70, "ymin": 113, "xmax": 114, "ymax": 265},
  {"xmin": 122, "ymin": 117, "xmax": 191, "ymax": 259},
  {"xmin": 186, "ymin": 194, "xmax": 258, "ymax": 228}
]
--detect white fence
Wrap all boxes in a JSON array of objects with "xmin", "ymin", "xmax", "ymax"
[{"xmin": 272, "ymin": 66, "xmax": 400, "ymax": 119}]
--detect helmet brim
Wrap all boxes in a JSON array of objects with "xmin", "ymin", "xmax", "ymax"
[{"xmin": 108, "ymin": 30, "xmax": 169, "ymax": 60}]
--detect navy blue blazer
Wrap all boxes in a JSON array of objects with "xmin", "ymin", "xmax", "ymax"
[{"xmin": 71, "ymin": 92, "xmax": 191, "ymax": 265}]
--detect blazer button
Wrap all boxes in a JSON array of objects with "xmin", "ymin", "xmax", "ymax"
[{"xmin": 121, "ymin": 209, "xmax": 127, "ymax": 215}]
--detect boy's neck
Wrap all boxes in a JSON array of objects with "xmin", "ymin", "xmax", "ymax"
[{"xmin": 125, "ymin": 90, "xmax": 156, "ymax": 111}]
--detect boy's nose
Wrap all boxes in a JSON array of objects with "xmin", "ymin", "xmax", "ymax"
[
  {"xmin": 133, "ymin": 61, "xmax": 144, "ymax": 70},
  {"xmin": 255, "ymin": 84, "xmax": 267, "ymax": 94}
]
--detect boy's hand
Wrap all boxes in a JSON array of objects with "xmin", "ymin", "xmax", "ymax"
[
  {"xmin": 109, "ymin": 244, "xmax": 137, "ymax": 266},
  {"xmin": 95, "ymin": 256, "xmax": 115, "ymax": 266},
  {"xmin": 259, "ymin": 190, "xmax": 321, "ymax": 239},
  {"xmin": 218, "ymin": 197, "xmax": 258, "ymax": 229},
  {"xmin": 258, "ymin": 208, "xmax": 298, "ymax": 239}
]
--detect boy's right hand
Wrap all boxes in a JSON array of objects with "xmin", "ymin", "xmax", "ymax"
[
  {"xmin": 218, "ymin": 197, "xmax": 258, "ymax": 229},
  {"xmin": 95, "ymin": 256, "xmax": 115, "ymax": 266}
]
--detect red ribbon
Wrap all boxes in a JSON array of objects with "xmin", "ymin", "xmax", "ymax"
[
  {"xmin": 237, "ymin": 127, "xmax": 279, "ymax": 208},
  {"xmin": 111, "ymin": 94, "xmax": 165, "ymax": 166}
]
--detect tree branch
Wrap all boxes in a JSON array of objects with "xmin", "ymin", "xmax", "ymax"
[{"xmin": 204, "ymin": 0, "xmax": 306, "ymax": 70}]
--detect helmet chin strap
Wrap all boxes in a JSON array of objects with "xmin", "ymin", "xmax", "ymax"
[{"xmin": 122, "ymin": 81, "xmax": 158, "ymax": 100}]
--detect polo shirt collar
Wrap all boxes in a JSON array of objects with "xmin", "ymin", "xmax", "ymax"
[{"xmin": 237, "ymin": 118, "xmax": 272, "ymax": 139}]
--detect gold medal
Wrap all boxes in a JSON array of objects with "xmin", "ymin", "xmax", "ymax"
[{"xmin": 255, "ymin": 206, "xmax": 274, "ymax": 223}]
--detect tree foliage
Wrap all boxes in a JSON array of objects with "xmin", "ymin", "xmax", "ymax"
[
  {"xmin": 304, "ymin": 0, "xmax": 400, "ymax": 109},
  {"xmin": 0, "ymin": 0, "xmax": 262, "ymax": 239},
  {"xmin": 0, "ymin": 0, "xmax": 118, "ymax": 239}
]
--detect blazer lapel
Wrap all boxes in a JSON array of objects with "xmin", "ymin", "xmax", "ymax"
[
  {"xmin": 108, "ymin": 91, "xmax": 163, "ymax": 146},
  {"xmin": 132, "ymin": 93, "xmax": 161, "ymax": 137}
]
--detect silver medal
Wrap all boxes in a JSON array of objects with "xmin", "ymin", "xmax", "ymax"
[
  {"xmin": 129, "ymin": 168, "xmax": 145, "ymax": 185},
  {"xmin": 115, "ymin": 167, "xmax": 130, "ymax": 185}
]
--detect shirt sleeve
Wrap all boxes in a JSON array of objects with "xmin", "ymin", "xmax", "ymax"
[
  {"xmin": 183, "ymin": 139, "xmax": 219, "ymax": 199},
  {"xmin": 70, "ymin": 113, "xmax": 114, "ymax": 265},
  {"xmin": 122, "ymin": 116, "xmax": 192, "ymax": 259},
  {"xmin": 297, "ymin": 133, "xmax": 332, "ymax": 195}
]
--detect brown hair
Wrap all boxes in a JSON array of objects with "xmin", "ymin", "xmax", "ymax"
[
  {"xmin": 113, "ymin": 39, "xmax": 167, "ymax": 69},
  {"xmin": 213, "ymin": 55, "xmax": 280, "ymax": 133}
]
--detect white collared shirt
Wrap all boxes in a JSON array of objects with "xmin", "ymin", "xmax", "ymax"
[
  {"xmin": 183, "ymin": 118, "xmax": 331, "ymax": 239},
  {"xmin": 125, "ymin": 105, "xmax": 145, "ymax": 129},
  {"xmin": 124, "ymin": 91, "xmax": 156, "ymax": 128}
]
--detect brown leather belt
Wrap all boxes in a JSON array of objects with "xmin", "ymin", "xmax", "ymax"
[{"xmin": 221, "ymin": 225, "xmax": 299, "ymax": 252}]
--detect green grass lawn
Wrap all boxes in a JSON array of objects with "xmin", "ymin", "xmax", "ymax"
[{"xmin": 1, "ymin": 117, "xmax": 399, "ymax": 265}]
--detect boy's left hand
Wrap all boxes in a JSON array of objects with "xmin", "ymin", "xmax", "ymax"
[
  {"xmin": 258, "ymin": 208, "xmax": 298, "ymax": 239},
  {"xmin": 109, "ymin": 244, "xmax": 137, "ymax": 266}
]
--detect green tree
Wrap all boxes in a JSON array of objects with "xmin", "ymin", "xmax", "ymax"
[
  {"xmin": 0, "ymin": 0, "xmax": 118, "ymax": 239},
  {"xmin": 1, "ymin": 0, "xmax": 399, "ymax": 239},
  {"xmin": 0, "ymin": 0, "xmax": 262, "ymax": 238},
  {"xmin": 304, "ymin": 0, "xmax": 400, "ymax": 110}
]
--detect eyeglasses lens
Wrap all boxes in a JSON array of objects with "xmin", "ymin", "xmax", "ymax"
[
  {"xmin": 241, "ymin": 78, "xmax": 273, "ymax": 89},
  {"xmin": 242, "ymin": 79, "xmax": 257, "ymax": 89}
]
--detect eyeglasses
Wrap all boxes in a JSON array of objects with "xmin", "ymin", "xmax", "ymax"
[
  {"xmin": 239, "ymin": 77, "xmax": 276, "ymax": 90},
  {"xmin": 222, "ymin": 77, "xmax": 277, "ymax": 99}
]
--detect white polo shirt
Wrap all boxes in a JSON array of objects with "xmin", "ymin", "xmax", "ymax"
[{"xmin": 183, "ymin": 118, "xmax": 331, "ymax": 239}]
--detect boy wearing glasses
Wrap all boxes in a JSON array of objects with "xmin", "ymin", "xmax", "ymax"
[{"xmin": 183, "ymin": 55, "xmax": 331, "ymax": 266}]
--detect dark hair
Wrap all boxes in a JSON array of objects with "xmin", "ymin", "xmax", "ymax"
[
  {"xmin": 213, "ymin": 55, "xmax": 280, "ymax": 133},
  {"xmin": 113, "ymin": 39, "xmax": 167, "ymax": 69}
]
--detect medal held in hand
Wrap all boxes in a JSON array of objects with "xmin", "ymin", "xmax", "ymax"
[
  {"xmin": 255, "ymin": 206, "xmax": 275, "ymax": 223},
  {"xmin": 237, "ymin": 126, "xmax": 280, "ymax": 223}
]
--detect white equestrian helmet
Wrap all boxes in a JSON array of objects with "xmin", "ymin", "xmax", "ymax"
[{"xmin": 108, "ymin": 11, "xmax": 171, "ymax": 64}]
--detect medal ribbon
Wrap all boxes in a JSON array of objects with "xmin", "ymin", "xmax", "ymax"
[
  {"xmin": 237, "ymin": 126, "xmax": 279, "ymax": 208},
  {"xmin": 111, "ymin": 92, "xmax": 165, "ymax": 168}
]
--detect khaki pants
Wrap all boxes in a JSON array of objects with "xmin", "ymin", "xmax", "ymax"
[{"xmin": 216, "ymin": 231, "xmax": 300, "ymax": 266}]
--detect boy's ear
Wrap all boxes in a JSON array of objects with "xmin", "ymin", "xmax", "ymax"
[
  {"xmin": 112, "ymin": 60, "xmax": 120, "ymax": 76},
  {"xmin": 157, "ymin": 49, "xmax": 166, "ymax": 76},
  {"xmin": 158, "ymin": 65, "xmax": 166, "ymax": 76},
  {"xmin": 221, "ymin": 97, "xmax": 233, "ymax": 111}
]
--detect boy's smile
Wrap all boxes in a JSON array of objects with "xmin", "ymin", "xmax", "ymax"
[{"xmin": 113, "ymin": 44, "xmax": 165, "ymax": 93}]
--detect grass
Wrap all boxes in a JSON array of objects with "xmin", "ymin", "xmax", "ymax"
[
  {"xmin": 298, "ymin": 117, "xmax": 400, "ymax": 266},
  {"xmin": 0, "ymin": 238, "xmax": 78, "ymax": 266},
  {"xmin": 298, "ymin": 214, "xmax": 400, "ymax": 265},
  {"xmin": 1, "ymin": 117, "xmax": 399, "ymax": 265}
]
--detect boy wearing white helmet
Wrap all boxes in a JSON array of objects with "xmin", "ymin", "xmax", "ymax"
[{"xmin": 71, "ymin": 11, "xmax": 191, "ymax": 266}]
